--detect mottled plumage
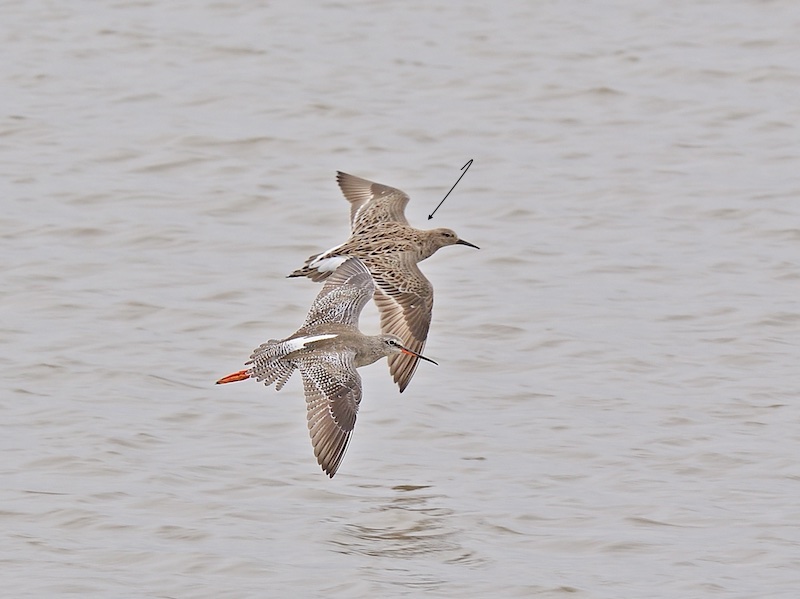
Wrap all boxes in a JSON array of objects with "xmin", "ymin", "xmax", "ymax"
[
  {"xmin": 288, "ymin": 171, "xmax": 478, "ymax": 392},
  {"xmin": 216, "ymin": 258, "xmax": 437, "ymax": 478}
]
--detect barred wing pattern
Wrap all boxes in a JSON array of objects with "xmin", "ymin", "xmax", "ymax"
[
  {"xmin": 297, "ymin": 350, "xmax": 362, "ymax": 478},
  {"xmin": 247, "ymin": 339, "xmax": 297, "ymax": 391},
  {"xmin": 302, "ymin": 257, "xmax": 375, "ymax": 329}
]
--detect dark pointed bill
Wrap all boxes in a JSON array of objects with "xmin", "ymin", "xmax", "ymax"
[{"xmin": 456, "ymin": 239, "xmax": 480, "ymax": 249}]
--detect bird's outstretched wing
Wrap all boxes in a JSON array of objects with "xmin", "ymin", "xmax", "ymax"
[
  {"xmin": 297, "ymin": 350, "xmax": 362, "ymax": 477},
  {"xmin": 302, "ymin": 257, "xmax": 375, "ymax": 328},
  {"xmin": 337, "ymin": 171, "xmax": 410, "ymax": 230},
  {"xmin": 371, "ymin": 260, "xmax": 433, "ymax": 392}
]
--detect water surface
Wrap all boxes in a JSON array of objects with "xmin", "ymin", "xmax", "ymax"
[{"xmin": 3, "ymin": 1, "xmax": 800, "ymax": 597}]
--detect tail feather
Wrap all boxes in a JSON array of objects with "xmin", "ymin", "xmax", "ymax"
[
  {"xmin": 287, "ymin": 264, "xmax": 331, "ymax": 282},
  {"xmin": 246, "ymin": 340, "xmax": 297, "ymax": 389},
  {"xmin": 288, "ymin": 252, "xmax": 340, "ymax": 282}
]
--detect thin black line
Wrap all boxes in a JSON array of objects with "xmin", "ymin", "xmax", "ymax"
[{"xmin": 428, "ymin": 159, "xmax": 473, "ymax": 220}]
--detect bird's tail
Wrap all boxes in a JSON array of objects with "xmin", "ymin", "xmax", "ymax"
[
  {"xmin": 287, "ymin": 253, "xmax": 338, "ymax": 282},
  {"xmin": 216, "ymin": 339, "xmax": 297, "ymax": 390},
  {"xmin": 245, "ymin": 340, "xmax": 297, "ymax": 390}
]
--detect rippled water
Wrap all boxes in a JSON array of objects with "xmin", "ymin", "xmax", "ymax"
[{"xmin": 3, "ymin": 1, "xmax": 800, "ymax": 597}]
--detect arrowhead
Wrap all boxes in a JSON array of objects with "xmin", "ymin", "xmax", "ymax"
[{"xmin": 427, "ymin": 214, "xmax": 433, "ymax": 220}]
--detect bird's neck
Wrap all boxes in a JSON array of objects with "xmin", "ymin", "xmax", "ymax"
[{"xmin": 353, "ymin": 336, "xmax": 386, "ymax": 368}]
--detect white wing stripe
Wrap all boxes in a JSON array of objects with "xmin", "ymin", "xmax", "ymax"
[
  {"xmin": 284, "ymin": 334, "xmax": 338, "ymax": 353},
  {"xmin": 309, "ymin": 255, "xmax": 349, "ymax": 273}
]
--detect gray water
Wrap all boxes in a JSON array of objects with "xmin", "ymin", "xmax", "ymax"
[{"xmin": 3, "ymin": 1, "xmax": 800, "ymax": 597}]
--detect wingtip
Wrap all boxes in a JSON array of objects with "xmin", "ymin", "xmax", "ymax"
[
  {"xmin": 395, "ymin": 369, "xmax": 412, "ymax": 393},
  {"xmin": 319, "ymin": 457, "xmax": 340, "ymax": 478}
]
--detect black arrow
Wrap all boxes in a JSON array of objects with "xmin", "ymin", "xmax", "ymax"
[{"xmin": 428, "ymin": 159, "xmax": 473, "ymax": 220}]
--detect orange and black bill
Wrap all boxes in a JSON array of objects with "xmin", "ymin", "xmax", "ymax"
[{"xmin": 399, "ymin": 347, "xmax": 438, "ymax": 366}]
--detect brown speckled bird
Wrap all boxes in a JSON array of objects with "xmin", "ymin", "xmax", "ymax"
[
  {"xmin": 217, "ymin": 258, "xmax": 437, "ymax": 478},
  {"xmin": 288, "ymin": 171, "xmax": 478, "ymax": 393}
]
